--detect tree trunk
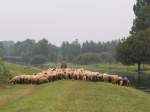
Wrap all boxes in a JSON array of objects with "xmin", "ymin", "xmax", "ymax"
[{"xmin": 138, "ymin": 62, "xmax": 141, "ymax": 86}]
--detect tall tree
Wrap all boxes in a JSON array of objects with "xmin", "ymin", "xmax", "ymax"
[
  {"xmin": 48, "ymin": 43, "xmax": 58, "ymax": 62},
  {"xmin": 0, "ymin": 41, "xmax": 15, "ymax": 56},
  {"xmin": 68, "ymin": 39, "xmax": 81, "ymax": 61},
  {"xmin": 60, "ymin": 41, "xmax": 70, "ymax": 61},
  {"xmin": 131, "ymin": 0, "xmax": 150, "ymax": 33},
  {"xmin": 33, "ymin": 38, "xmax": 49, "ymax": 57},
  {"xmin": 117, "ymin": 28, "xmax": 150, "ymax": 82},
  {"xmin": 14, "ymin": 39, "xmax": 35, "ymax": 63}
]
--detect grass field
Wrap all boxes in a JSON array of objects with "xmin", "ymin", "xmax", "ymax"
[
  {"xmin": 0, "ymin": 81, "xmax": 150, "ymax": 112},
  {"xmin": 0, "ymin": 63, "xmax": 150, "ymax": 112},
  {"xmin": 0, "ymin": 62, "xmax": 41, "ymax": 84},
  {"xmin": 5, "ymin": 63, "xmax": 41, "ymax": 76}
]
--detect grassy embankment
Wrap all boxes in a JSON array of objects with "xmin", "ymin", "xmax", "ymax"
[{"xmin": 0, "ymin": 63, "xmax": 150, "ymax": 112}]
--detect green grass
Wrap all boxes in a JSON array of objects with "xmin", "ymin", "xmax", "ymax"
[
  {"xmin": 5, "ymin": 63, "xmax": 41, "ymax": 76},
  {"xmin": 1, "ymin": 63, "xmax": 150, "ymax": 112},
  {"xmin": 0, "ymin": 80, "xmax": 150, "ymax": 112}
]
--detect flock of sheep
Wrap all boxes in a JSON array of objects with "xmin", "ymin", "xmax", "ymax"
[{"xmin": 9, "ymin": 68, "xmax": 130, "ymax": 86}]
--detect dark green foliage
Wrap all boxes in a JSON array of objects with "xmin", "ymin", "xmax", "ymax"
[
  {"xmin": 116, "ymin": 39, "xmax": 133, "ymax": 65},
  {"xmin": 99, "ymin": 52, "xmax": 116, "ymax": 63},
  {"xmin": 82, "ymin": 41, "xmax": 98, "ymax": 52},
  {"xmin": 0, "ymin": 59, "xmax": 11, "ymax": 83},
  {"xmin": 117, "ymin": 28, "xmax": 150, "ymax": 72},
  {"xmin": 2, "ymin": 39, "xmax": 58, "ymax": 64},
  {"xmin": 82, "ymin": 40, "xmax": 118, "ymax": 53},
  {"xmin": 75, "ymin": 52, "xmax": 116, "ymax": 65},
  {"xmin": 61, "ymin": 41, "xmax": 70, "ymax": 60},
  {"xmin": 33, "ymin": 38, "xmax": 49, "ymax": 57},
  {"xmin": 1, "ymin": 39, "xmax": 119, "ymax": 65},
  {"xmin": 69, "ymin": 39, "xmax": 81, "ymax": 61},
  {"xmin": 61, "ymin": 39, "xmax": 81, "ymax": 61},
  {"xmin": 48, "ymin": 43, "xmax": 58, "ymax": 62},
  {"xmin": 60, "ymin": 40, "xmax": 118, "ymax": 63},
  {"xmin": 0, "ymin": 42, "xmax": 4, "ymax": 57},
  {"xmin": 0, "ymin": 41, "xmax": 15, "ymax": 57},
  {"xmin": 131, "ymin": 0, "xmax": 150, "ymax": 33},
  {"xmin": 30, "ymin": 55, "xmax": 47, "ymax": 65},
  {"xmin": 14, "ymin": 39, "xmax": 35, "ymax": 63}
]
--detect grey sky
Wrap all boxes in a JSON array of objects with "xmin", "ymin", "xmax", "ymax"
[{"xmin": 0, "ymin": 0, "xmax": 136, "ymax": 45}]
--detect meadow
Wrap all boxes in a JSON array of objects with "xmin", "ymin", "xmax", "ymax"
[
  {"xmin": 1, "ymin": 80, "xmax": 150, "ymax": 112},
  {"xmin": 0, "ymin": 63, "xmax": 150, "ymax": 112}
]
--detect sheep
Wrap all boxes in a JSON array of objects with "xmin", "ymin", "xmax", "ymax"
[
  {"xmin": 24, "ymin": 75, "xmax": 33, "ymax": 84},
  {"xmin": 72, "ymin": 72, "xmax": 78, "ymax": 80},
  {"xmin": 9, "ymin": 76, "xmax": 19, "ymax": 84},
  {"xmin": 120, "ymin": 77, "xmax": 130, "ymax": 86},
  {"xmin": 111, "ymin": 75, "xmax": 122, "ymax": 85},
  {"xmin": 38, "ymin": 76, "xmax": 49, "ymax": 84},
  {"xmin": 9, "ymin": 67, "xmax": 131, "ymax": 87},
  {"xmin": 31, "ymin": 75, "xmax": 37, "ymax": 84},
  {"xmin": 65, "ymin": 68, "xmax": 74, "ymax": 79},
  {"xmin": 81, "ymin": 70, "xmax": 89, "ymax": 81},
  {"xmin": 34, "ymin": 74, "xmax": 48, "ymax": 84},
  {"xmin": 73, "ymin": 70, "xmax": 79, "ymax": 80},
  {"xmin": 56, "ymin": 70, "xmax": 63, "ymax": 80},
  {"xmin": 97, "ymin": 73, "xmax": 103, "ymax": 81},
  {"xmin": 102, "ymin": 73, "xmax": 111, "ymax": 82},
  {"xmin": 83, "ymin": 75, "xmax": 87, "ymax": 81},
  {"xmin": 45, "ymin": 70, "xmax": 55, "ymax": 82},
  {"xmin": 18, "ymin": 76, "xmax": 25, "ymax": 84},
  {"xmin": 91, "ymin": 72, "xmax": 100, "ymax": 81}
]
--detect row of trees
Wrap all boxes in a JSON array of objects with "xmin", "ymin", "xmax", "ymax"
[{"xmin": 0, "ymin": 39, "xmax": 119, "ymax": 65}]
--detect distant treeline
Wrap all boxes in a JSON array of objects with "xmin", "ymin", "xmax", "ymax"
[{"xmin": 0, "ymin": 39, "xmax": 119, "ymax": 65}]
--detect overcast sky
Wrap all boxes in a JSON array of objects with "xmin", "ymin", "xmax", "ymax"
[{"xmin": 0, "ymin": 0, "xmax": 136, "ymax": 45}]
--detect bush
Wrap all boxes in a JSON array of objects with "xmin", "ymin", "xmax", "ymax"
[
  {"xmin": 0, "ymin": 59, "xmax": 11, "ymax": 83},
  {"xmin": 30, "ymin": 55, "xmax": 47, "ymax": 65}
]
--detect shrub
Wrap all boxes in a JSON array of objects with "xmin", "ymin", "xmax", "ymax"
[{"xmin": 0, "ymin": 59, "xmax": 11, "ymax": 83}]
